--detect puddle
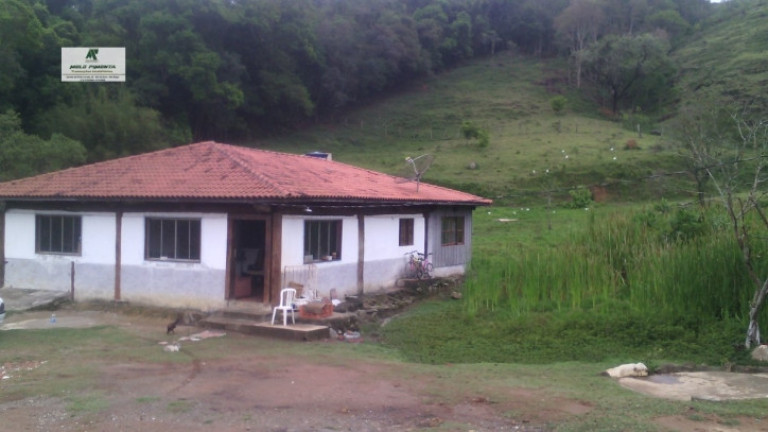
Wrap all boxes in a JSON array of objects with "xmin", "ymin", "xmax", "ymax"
[
  {"xmin": 645, "ymin": 374, "xmax": 680, "ymax": 385},
  {"xmin": 619, "ymin": 372, "xmax": 768, "ymax": 401}
]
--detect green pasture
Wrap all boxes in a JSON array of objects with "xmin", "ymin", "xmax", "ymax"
[
  {"xmin": 270, "ymin": 53, "xmax": 685, "ymax": 205},
  {"xmin": 383, "ymin": 202, "xmax": 767, "ymax": 369}
]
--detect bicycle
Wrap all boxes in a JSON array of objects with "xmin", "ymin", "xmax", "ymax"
[{"xmin": 404, "ymin": 250, "xmax": 434, "ymax": 279}]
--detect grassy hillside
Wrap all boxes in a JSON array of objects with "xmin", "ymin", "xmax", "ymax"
[
  {"xmin": 258, "ymin": 1, "xmax": 768, "ymax": 207},
  {"xmin": 266, "ymin": 53, "xmax": 685, "ymax": 206},
  {"xmin": 673, "ymin": 0, "xmax": 768, "ymax": 112}
]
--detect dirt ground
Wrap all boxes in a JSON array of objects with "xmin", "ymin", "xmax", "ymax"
[
  {"xmin": 2, "ymin": 310, "xmax": 767, "ymax": 432},
  {"xmin": 0, "ymin": 310, "xmax": 571, "ymax": 432}
]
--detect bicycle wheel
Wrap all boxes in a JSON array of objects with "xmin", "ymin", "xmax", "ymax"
[
  {"xmin": 423, "ymin": 262, "xmax": 434, "ymax": 279},
  {"xmin": 415, "ymin": 266, "xmax": 424, "ymax": 279}
]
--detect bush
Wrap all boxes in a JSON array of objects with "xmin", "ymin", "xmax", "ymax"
[
  {"xmin": 565, "ymin": 186, "xmax": 593, "ymax": 209},
  {"xmin": 461, "ymin": 121, "xmax": 490, "ymax": 148},
  {"xmin": 668, "ymin": 207, "xmax": 707, "ymax": 241},
  {"xmin": 550, "ymin": 95, "xmax": 567, "ymax": 115}
]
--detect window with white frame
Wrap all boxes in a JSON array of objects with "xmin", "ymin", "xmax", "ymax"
[
  {"xmin": 304, "ymin": 220, "xmax": 341, "ymax": 262},
  {"xmin": 145, "ymin": 218, "xmax": 201, "ymax": 261},
  {"xmin": 36, "ymin": 214, "xmax": 81, "ymax": 254}
]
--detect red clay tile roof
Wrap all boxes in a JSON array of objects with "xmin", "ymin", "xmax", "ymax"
[{"xmin": 0, "ymin": 141, "xmax": 491, "ymax": 206}]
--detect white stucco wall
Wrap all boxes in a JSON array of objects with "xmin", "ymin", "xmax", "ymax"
[
  {"xmin": 3, "ymin": 210, "xmax": 229, "ymax": 309},
  {"xmin": 281, "ymin": 215, "xmax": 358, "ymax": 267},
  {"xmin": 119, "ymin": 212, "xmax": 227, "ymax": 269},
  {"xmin": 363, "ymin": 214, "xmax": 425, "ymax": 260},
  {"xmin": 119, "ymin": 212, "xmax": 228, "ymax": 309},
  {"xmin": 280, "ymin": 213, "xmax": 429, "ymax": 298},
  {"xmin": 3, "ymin": 209, "xmax": 116, "ymax": 296}
]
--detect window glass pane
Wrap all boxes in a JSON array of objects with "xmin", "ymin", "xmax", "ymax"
[
  {"xmin": 62, "ymin": 217, "xmax": 74, "ymax": 252},
  {"xmin": 176, "ymin": 219, "xmax": 190, "ymax": 259},
  {"xmin": 189, "ymin": 220, "xmax": 201, "ymax": 260},
  {"xmin": 329, "ymin": 221, "xmax": 339, "ymax": 258},
  {"xmin": 441, "ymin": 217, "xmax": 452, "ymax": 245},
  {"xmin": 146, "ymin": 218, "xmax": 201, "ymax": 261},
  {"xmin": 456, "ymin": 217, "xmax": 465, "ymax": 244},
  {"xmin": 147, "ymin": 219, "xmax": 161, "ymax": 258},
  {"xmin": 304, "ymin": 220, "xmax": 342, "ymax": 261},
  {"xmin": 74, "ymin": 217, "xmax": 81, "ymax": 252},
  {"xmin": 161, "ymin": 219, "xmax": 176, "ymax": 258},
  {"xmin": 38, "ymin": 216, "xmax": 51, "ymax": 252},
  {"xmin": 51, "ymin": 217, "xmax": 63, "ymax": 252},
  {"xmin": 36, "ymin": 215, "xmax": 81, "ymax": 254},
  {"xmin": 399, "ymin": 218, "xmax": 414, "ymax": 246},
  {"xmin": 441, "ymin": 216, "xmax": 464, "ymax": 246}
]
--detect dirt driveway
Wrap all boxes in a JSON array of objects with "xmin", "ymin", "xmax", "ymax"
[
  {"xmin": 0, "ymin": 310, "xmax": 577, "ymax": 431},
  {"xmin": 3, "ymin": 310, "xmax": 768, "ymax": 432}
]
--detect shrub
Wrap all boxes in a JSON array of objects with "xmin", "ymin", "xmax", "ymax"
[
  {"xmin": 549, "ymin": 95, "xmax": 567, "ymax": 115},
  {"xmin": 668, "ymin": 207, "xmax": 707, "ymax": 241},
  {"xmin": 565, "ymin": 186, "xmax": 593, "ymax": 209},
  {"xmin": 461, "ymin": 121, "xmax": 490, "ymax": 148}
]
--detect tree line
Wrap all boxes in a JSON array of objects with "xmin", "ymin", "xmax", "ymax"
[{"xmin": 1, "ymin": 0, "xmax": 716, "ymax": 177}]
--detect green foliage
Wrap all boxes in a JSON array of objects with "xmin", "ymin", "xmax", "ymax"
[
  {"xmin": 583, "ymin": 33, "xmax": 677, "ymax": 114},
  {"xmin": 0, "ymin": 0, "xmax": 724, "ymax": 163},
  {"xmin": 460, "ymin": 120, "xmax": 489, "ymax": 148},
  {"xmin": 382, "ymin": 202, "xmax": 767, "ymax": 366},
  {"xmin": 0, "ymin": 110, "xmax": 87, "ymax": 181},
  {"xmin": 565, "ymin": 186, "xmax": 593, "ymax": 209},
  {"xmin": 35, "ymin": 87, "xmax": 176, "ymax": 161},
  {"xmin": 673, "ymin": 0, "xmax": 768, "ymax": 113},
  {"xmin": 464, "ymin": 205, "xmax": 764, "ymax": 322},
  {"xmin": 549, "ymin": 95, "xmax": 567, "ymax": 114},
  {"xmin": 668, "ymin": 207, "xmax": 707, "ymax": 242},
  {"xmin": 381, "ymin": 299, "xmax": 745, "ymax": 365},
  {"xmin": 460, "ymin": 120, "xmax": 480, "ymax": 141},
  {"xmin": 621, "ymin": 111, "xmax": 655, "ymax": 134},
  {"xmin": 0, "ymin": 0, "xmax": 45, "ymax": 104}
]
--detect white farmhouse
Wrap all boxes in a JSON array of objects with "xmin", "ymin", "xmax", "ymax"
[{"xmin": 0, "ymin": 142, "xmax": 490, "ymax": 310}]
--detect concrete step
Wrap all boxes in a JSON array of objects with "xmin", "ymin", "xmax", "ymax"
[{"xmin": 199, "ymin": 314, "xmax": 330, "ymax": 341}]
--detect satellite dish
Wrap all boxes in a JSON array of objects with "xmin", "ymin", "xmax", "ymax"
[{"xmin": 397, "ymin": 154, "xmax": 435, "ymax": 192}]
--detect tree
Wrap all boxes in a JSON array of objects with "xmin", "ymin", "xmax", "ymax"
[
  {"xmin": 582, "ymin": 33, "xmax": 676, "ymax": 114},
  {"xmin": 0, "ymin": 110, "xmax": 87, "ymax": 180},
  {"xmin": 554, "ymin": 0, "xmax": 605, "ymax": 88},
  {"xmin": 679, "ymin": 102, "xmax": 768, "ymax": 348},
  {"xmin": 35, "ymin": 87, "xmax": 176, "ymax": 161},
  {"xmin": 673, "ymin": 96, "xmax": 736, "ymax": 206}
]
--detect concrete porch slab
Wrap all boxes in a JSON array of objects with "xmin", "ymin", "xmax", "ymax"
[
  {"xmin": 0, "ymin": 287, "xmax": 71, "ymax": 312},
  {"xmin": 201, "ymin": 315, "xmax": 330, "ymax": 341}
]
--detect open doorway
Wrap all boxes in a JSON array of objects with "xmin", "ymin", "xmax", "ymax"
[{"xmin": 230, "ymin": 219, "xmax": 267, "ymax": 302}]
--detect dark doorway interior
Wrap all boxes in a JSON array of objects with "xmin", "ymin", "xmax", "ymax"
[{"xmin": 232, "ymin": 220, "xmax": 266, "ymax": 301}]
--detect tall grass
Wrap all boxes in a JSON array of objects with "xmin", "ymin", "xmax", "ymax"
[{"xmin": 465, "ymin": 205, "xmax": 768, "ymax": 324}]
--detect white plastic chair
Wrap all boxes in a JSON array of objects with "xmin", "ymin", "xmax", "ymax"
[{"xmin": 271, "ymin": 288, "xmax": 296, "ymax": 326}]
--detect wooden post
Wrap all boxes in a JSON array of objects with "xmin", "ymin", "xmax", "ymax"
[
  {"xmin": 357, "ymin": 214, "xmax": 364, "ymax": 295},
  {"xmin": 268, "ymin": 211, "xmax": 283, "ymax": 305},
  {"xmin": 70, "ymin": 261, "xmax": 76, "ymax": 301},
  {"xmin": 0, "ymin": 201, "xmax": 5, "ymax": 288},
  {"xmin": 225, "ymin": 217, "xmax": 234, "ymax": 301},
  {"xmin": 114, "ymin": 211, "xmax": 122, "ymax": 301}
]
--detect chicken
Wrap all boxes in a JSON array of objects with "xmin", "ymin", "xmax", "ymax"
[{"xmin": 166, "ymin": 315, "xmax": 182, "ymax": 334}]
